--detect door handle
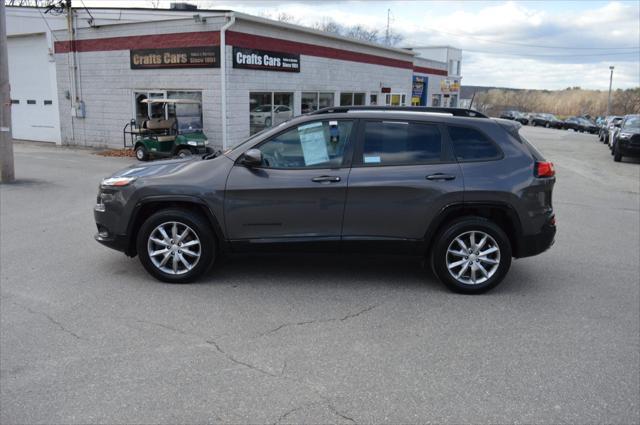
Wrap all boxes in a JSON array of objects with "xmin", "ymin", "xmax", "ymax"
[
  {"xmin": 312, "ymin": 175, "xmax": 341, "ymax": 183},
  {"xmin": 426, "ymin": 173, "xmax": 456, "ymax": 181}
]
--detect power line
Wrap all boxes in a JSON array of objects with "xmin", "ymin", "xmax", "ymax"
[
  {"xmin": 411, "ymin": 26, "xmax": 640, "ymax": 50},
  {"xmin": 463, "ymin": 48, "xmax": 640, "ymax": 58},
  {"xmin": 79, "ymin": 0, "xmax": 95, "ymax": 26}
]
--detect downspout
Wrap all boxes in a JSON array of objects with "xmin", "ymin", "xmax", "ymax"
[{"xmin": 219, "ymin": 13, "xmax": 235, "ymax": 150}]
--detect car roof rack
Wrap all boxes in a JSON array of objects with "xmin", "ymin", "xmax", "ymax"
[{"xmin": 309, "ymin": 106, "xmax": 488, "ymax": 118}]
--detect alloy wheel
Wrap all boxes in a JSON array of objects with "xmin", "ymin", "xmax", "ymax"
[
  {"xmin": 446, "ymin": 230, "xmax": 501, "ymax": 285},
  {"xmin": 147, "ymin": 221, "xmax": 201, "ymax": 275}
]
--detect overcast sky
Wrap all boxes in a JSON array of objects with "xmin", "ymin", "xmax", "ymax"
[{"xmin": 83, "ymin": 0, "xmax": 640, "ymax": 90}]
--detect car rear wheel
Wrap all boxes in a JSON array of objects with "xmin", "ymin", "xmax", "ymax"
[
  {"xmin": 135, "ymin": 145, "xmax": 149, "ymax": 161},
  {"xmin": 431, "ymin": 217, "xmax": 512, "ymax": 294},
  {"xmin": 136, "ymin": 209, "xmax": 216, "ymax": 283}
]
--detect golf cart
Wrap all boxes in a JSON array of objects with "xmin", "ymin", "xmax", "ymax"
[{"xmin": 123, "ymin": 98, "xmax": 211, "ymax": 161}]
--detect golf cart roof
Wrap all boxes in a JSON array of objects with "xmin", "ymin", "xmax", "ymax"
[{"xmin": 141, "ymin": 99, "xmax": 200, "ymax": 104}]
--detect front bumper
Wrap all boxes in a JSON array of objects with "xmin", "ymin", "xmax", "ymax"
[
  {"xmin": 618, "ymin": 140, "xmax": 640, "ymax": 157},
  {"xmin": 95, "ymin": 230, "xmax": 130, "ymax": 254}
]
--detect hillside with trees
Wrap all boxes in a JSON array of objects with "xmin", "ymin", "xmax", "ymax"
[{"xmin": 466, "ymin": 86, "xmax": 640, "ymax": 117}]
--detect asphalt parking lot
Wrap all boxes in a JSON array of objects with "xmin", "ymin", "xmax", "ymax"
[{"xmin": 1, "ymin": 126, "xmax": 639, "ymax": 424}]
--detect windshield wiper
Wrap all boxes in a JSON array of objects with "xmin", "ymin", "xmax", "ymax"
[{"xmin": 203, "ymin": 149, "xmax": 222, "ymax": 160}]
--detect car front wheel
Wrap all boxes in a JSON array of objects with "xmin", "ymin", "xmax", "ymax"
[
  {"xmin": 432, "ymin": 217, "xmax": 512, "ymax": 294},
  {"xmin": 136, "ymin": 209, "xmax": 216, "ymax": 283}
]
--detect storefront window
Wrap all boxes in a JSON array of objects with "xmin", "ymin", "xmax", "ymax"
[
  {"xmin": 133, "ymin": 90, "xmax": 201, "ymax": 126},
  {"xmin": 370, "ymin": 93, "xmax": 378, "ymax": 106},
  {"xmin": 302, "ymin": 92, "xmax": 335, "ymax": 113},
  {"xmin": 384, "ymin": 93, "xmax": 406, "ymax": 106},
  {"xmin": 319, "ymin": 92, "xmax": 334, "ymax": 109},
  {"xmin": 250, "ymin": 92, "xmax": 294, "ymax": 135},
  {"xmin": 340, "ymin": 92, "xmax": 366, "ymax": 106},
  {"xmin": 431, "ymin": 94, "xmax": 442, "ymax": 107}
]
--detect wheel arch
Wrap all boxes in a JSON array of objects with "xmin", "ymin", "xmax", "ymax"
[
  {"xmin": 125, "ymin": 196, "xmax": 226, "ymax": 257},
  {"xmin": 425, "ymin": 202, "xmax": 523, "ymax": 258}
]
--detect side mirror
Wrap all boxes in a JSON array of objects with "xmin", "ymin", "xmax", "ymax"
[
  {"xmin": 614, "ymin": 122, "xmax": 622, "ymax": 128},
  {"xmin": 241, "ymin": 148, "xmax": 262, "ymax": 167}
]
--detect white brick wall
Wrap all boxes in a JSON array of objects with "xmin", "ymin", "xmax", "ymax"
[{"xmin": 54, "ymin": 18, "xmax": 432, "ymax": 149}]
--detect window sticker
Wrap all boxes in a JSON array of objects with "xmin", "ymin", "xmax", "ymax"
[
  {"xmin": 364, "ymin": 156, "xmax": 381, "ymax": 164},
  {"xmin": 298, "ymin": 122, "xmax": 329, "ymax": 166}
]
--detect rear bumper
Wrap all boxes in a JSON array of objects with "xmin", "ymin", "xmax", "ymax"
[{"xmin": 515, "ymin": 222, "xmax": 556, "ymax": 258}]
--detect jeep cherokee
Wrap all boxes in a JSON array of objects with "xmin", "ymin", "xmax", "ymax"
[{"xmin": 94, "ymin": 107, "xmax": 556, "ymax": 294}]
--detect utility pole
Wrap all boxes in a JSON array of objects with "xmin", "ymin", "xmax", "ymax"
[
  {"xmin": 385, "ymin": 8, "xmax": 390, "ymax": 45},
  {"xmin": 1, "ymin": 1, "xmax": 15, "ymax": 183},
  {"xmin": 606, "ymin": 65, "xmax": 614, "ymax": 117}
]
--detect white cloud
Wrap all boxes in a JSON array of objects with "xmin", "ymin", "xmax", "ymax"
[{"xmin": 85, "ymin": 0, "xmax": 640, "ymax": 89}]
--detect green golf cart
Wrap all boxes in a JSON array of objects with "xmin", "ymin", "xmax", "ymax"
[{"xmin": 123, "ymin": 98, "xmax": 211, "ymax": 161}]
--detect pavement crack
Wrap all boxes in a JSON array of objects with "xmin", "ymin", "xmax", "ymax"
[
  {"xmin": 258, "ymin": 304, "xmax": 380, "ymax": 337},
  {"xmin": 340, "ymin": 304, "xmax": 378, "ymax": 321},
  {"xmin": 13, "ymin": 302, "xmax": 84, "ymax": 340},
  {"xmin": 327, "ymin": 403, "xmax": 357, "ymax": 424},
  {"xmin": 205, "ymin": 338, "xmax": 285, "ymax": 378}
]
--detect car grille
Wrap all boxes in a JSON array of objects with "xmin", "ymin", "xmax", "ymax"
[{"xmin": 630, "ymin": 134, "xmax": 640, "ymax": 144}]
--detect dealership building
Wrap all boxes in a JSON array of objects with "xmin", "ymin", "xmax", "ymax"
[{"xmin": 6, "ymin": 5, "xmax": 462, "ymax": 149}]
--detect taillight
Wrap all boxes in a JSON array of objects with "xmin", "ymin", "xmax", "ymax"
[{"xmin": 535, "ymin": 161, "xmax": 555, "ymax": 177}]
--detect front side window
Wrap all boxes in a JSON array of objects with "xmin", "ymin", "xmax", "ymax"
[
  {"xmin": 258, "ymin": 120, "xmax": 355, "ymax": 169},
  {"xmin": 361, "ymin": 121, "xmax": 442, "ymax": 166},
  {"xmin": 448, "ymin": 126, "xmax": 501, "ymax": 162}
]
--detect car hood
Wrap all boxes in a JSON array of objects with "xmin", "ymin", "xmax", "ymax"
[{"xmin": 107, "ymin": 156, "xmax": 202, "ymax": 180}]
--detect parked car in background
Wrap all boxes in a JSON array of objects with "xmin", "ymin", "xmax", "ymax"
[
  {"xmin": 250, "ymin": 104, "xmax": 293, "ymax": 128},
  {"xmin": 531, "ymin": 113, "xmax": 563, "ymax": 128},
  {"xmin": 500, "ymin": 110, "xmax": 519, "ymax": 120},
  {"xmin": 500, "ymin": 110, "xmax": 528, "ymax": 124},
  {"xmin": 94, "ymin": 106, "xmax": 556, "ymax": 294},
  {"xmin": 612, "ymin": 115, "xmax": 640, "ymax": 161},
  {"xmin": 563, "ymin": 117, "xmax": 598, "ymax": 133},
  {"xmin": 600, "ymin": 116, "xmax": 623, "ymax": 144}
]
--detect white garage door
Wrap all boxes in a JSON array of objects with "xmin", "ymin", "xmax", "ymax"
[{"xmin": 7, "ymin": 34, "xmax": 60, "ymax": 143}]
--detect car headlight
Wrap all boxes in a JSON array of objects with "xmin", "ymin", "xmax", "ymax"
[
  {"xmin": 619, "ymin": 132, "xmax": 632, "ymax": 139},
  {"xmin": 187, "ymin": 140, "xmax": 198, "ymax": 146},
  {"xmin": 101, "ymin": 176, "xmax": 136, "ymax": 187}
]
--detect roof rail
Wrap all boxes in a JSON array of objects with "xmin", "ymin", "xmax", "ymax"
[{"xmin": 309, "ymin": 106, "xmax": 488, "ymax": 118}]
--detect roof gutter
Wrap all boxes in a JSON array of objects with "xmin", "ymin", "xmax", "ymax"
[{"xmin": 220, "ymin": 12, "xmax": 235, "ymax": 150}]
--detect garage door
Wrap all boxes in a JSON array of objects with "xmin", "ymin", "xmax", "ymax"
[{"xmin": 7, "ymin": 34, "xmax": 60, "ymax": 143}]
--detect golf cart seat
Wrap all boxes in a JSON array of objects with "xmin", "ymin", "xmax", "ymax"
[
  {"xmin": 156, "ymin": 135, "xmax": 176, "ymax": 142},
  {"xmin": 144, "ymin": 117, "xmax": 176, "ymax": 132}
]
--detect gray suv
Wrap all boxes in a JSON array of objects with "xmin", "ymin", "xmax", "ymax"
[{"xmin": 94, "ymin": 107, "xmax": 556, "ymax": 294}]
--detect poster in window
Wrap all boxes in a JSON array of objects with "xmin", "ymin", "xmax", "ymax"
[{"xmin": 298, "ymin": 122, "xmax": 329, "ymax": 165}]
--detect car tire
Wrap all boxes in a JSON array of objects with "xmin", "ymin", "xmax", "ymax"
[
  {"xmin": 431, "ymin": 217, "xmax": 512, "ymax": 294},
  {"xmin": 135, "ymin": 145, "xmax": 149, "ymax": 161},
  {"xmin": 176, "ymin": 148, "xmax": 193, "ymax": 158},
  {"xmin": 136, "ymin": 208, "xmax": 216, "ymax": 283},
  {"xmin": 613, "ymin": 145, "xmax": 622, "ymax": 162}
]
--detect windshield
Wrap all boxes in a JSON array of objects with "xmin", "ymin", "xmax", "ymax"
[
  {"xmin": 622, "ymin": 116, "xmax": 640, "ymax": 130},
  {"xmin": 252, "ymin": 105, "xmax": 272, "ymax": 113},
  {"xmin": 172, "ymin": 103, "xmax": 203, "ymax": 133}
]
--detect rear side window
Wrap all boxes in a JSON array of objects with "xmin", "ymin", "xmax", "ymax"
[
  {"xmin": 362, "ymin": 121, "xmax": 442, "ymax": 166},
  {"xmin": 448, "ymin": 126, "xmax": 501, "ymax": 161}
]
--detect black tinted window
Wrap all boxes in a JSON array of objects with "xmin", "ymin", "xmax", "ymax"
[
  {"xmin": 449, "ymin": 126, "xmax": 501, "ymax": 161},
  {"xmin": 362, "ymin": 121, "xmax": 442, "ymax": 165}
]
